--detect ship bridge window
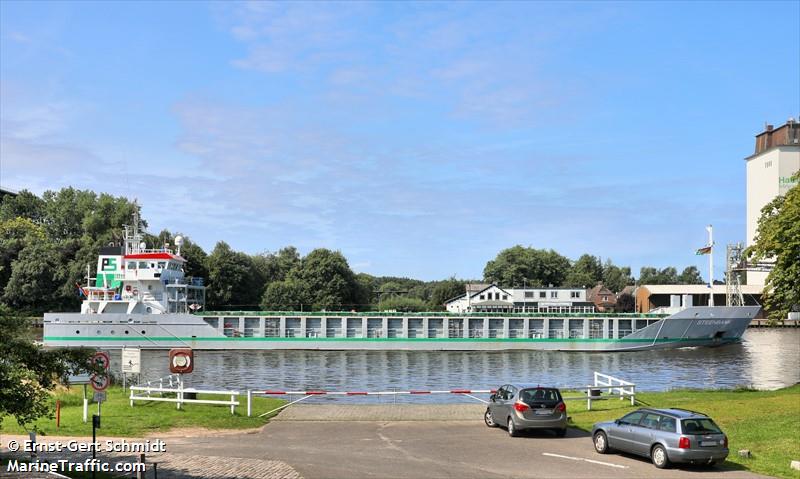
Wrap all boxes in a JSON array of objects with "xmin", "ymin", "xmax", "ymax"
[
  {"xmin": 157, "ymin": 261, "xmax": 166, "ymax": 270},
  {"xmin": 127, "ymin": 262, "xmax": 137, "ymax": 270},
  {"xmin": 138, "ymin": 261, "xmax": 149, "ymax": 269}
]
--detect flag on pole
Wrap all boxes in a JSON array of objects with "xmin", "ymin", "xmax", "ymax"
[{"xmin": 696, "ymin": 246, "xmax": 712, "ymax": 255}]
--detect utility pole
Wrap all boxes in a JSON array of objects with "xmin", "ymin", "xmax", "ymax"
[{"xmin": 707, "ymin": 225, "xmax": 714, "ymax": 306}]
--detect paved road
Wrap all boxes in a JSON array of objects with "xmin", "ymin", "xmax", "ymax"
[
  {"xmin": 155, "ymin": 405, "xmax": 763, "ymax": 479},
  {"xmin": 1, "ymin": 405, "xmax": 767, "ymax": 479}
]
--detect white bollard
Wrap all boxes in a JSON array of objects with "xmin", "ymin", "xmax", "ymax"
[
  {"xmin": 247, "ymin": 390, "xmax": 252, "ymax": 417},
  {"xmin": 83, "ymin": 398, "xmax": 88, "ymax": 423}
]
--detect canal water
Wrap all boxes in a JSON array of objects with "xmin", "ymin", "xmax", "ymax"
[{"xmin": 113, "ymin": 329, "xmax": 799, "ymax": 402}]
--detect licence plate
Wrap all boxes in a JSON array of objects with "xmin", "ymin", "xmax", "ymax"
[
  {"xmin": 534, "ymin": 409, "xmax": 552, "ymax": 415},
  {"xmin": 700, "ymin": 441, "xmax": 717, "ymax": 447}
]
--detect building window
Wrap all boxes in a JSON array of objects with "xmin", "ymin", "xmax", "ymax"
[
  {"xmin": 479, "ymin": 295, "xmax": 485, "ymax": 300},
  {"xmin": 525, "ymin": 291, "xmax": 534, "ymax": 298},
  {"xmin": 571, "ymin": 291, "xmax": 579, "ymax": 299},
  {"xmin": 551, "ymin": 291, "xmax": 558, "ymax": 298},
  {"xmin": 539, "ymin": 292, "xmax": 546, "ymax": 298},
  {"xmin": 502, "ymin": 295, "xmax": 507, "ymax": 300},
  {"xmin": 602, "ymin": 295, "xmax": 609, "ymax": 301}
]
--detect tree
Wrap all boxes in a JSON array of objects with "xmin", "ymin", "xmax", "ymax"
[
  {"xmin": 429, "ymin": 277, "xmax": 466, "ymax": 310},
  {"xmin": 2, "ymin": 240, "xmax": 67, "ymax": 312},
  {"xmin": 378, "ymin": 296, "xmax": 428, "ymax": 312},
  {"xmin": 616, "ymin": 293, "xmax": 636, "ymax": 313},
  {"xmin": 565, "ymin": 254, "xmax": 603, "ymax": 288},
  {"xmin": 484, "ymin": 246, "xmax": 571, "ymax": 287},
  {"xmin": 677, "ymin": 266, "xmax": 704, "ymax": 285},
  {"xmin": 261, "ymin": 249, "xmax": 360, "ymax": 311},
  {"xmin": 0, "ymin": 217, "xmax": 46, "ymax": 297},
  {"xmin": 205, "ymin": 241, "xmax": 260, "ymax": 309},
  {"xmin": 0, "ymin": 305, "xmax": 98, "ymax": 429},
  {"xmin": 602, "ymin": 260, "xmax": 634, "ymax": 293},
  {"xmin": 638, "ymin": 266, "xmax": 678, "ymax": 285},
  {"xmin": 0, "ymin": 190, "xmax": 45, "ymax": 224},
  {"xmin": 747, "ymin": 172, "xmax": 800, "ymax": 320}
]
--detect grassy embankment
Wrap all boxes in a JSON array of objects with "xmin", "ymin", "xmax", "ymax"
[
  {"xmin": 565, "ymin": 384, "xmax": 800, "ymax": 479},
  {"xmin": 0, "ymin": 385, "xmax": 286, "ymax": 437}
]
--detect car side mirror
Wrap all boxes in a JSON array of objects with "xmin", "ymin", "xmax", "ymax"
[
  {"xmin": 489, "ymin": 394, "xmax": 496, "ymax": 402},
  {"xmin": 614, "ymin": 419, "xmax": 621, "ymax": 425}
]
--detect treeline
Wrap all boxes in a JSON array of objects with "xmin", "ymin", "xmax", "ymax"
[{"xmin": 1, "ymin": 188, "xmax": 705, "ymax": 314}]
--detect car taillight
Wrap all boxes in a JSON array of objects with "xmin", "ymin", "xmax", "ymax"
[
  {"xmin": 513, "ymin": 401, "xmax": 529, "ymax": 412},
  {"xmin": 556, "ymin": 402, "xmax": 566, "ymax": 413},
  {"xmin": 679, "ymin": 436, "xmax": 691, "ymax": 449},
  {"xmin": 724, "ymin": 436, "xmax": 728, "ymax": 448}
]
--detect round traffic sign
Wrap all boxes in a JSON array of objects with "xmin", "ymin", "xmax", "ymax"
[
  {"xmin": 91, "ymin": 351, "xmax": 110, "ymax": 371},
  {"xmin": 90, "ymin": 373, "xmax": 110, "ymax": 392}
]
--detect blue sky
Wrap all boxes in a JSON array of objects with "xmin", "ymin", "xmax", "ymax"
[{"xmin": 1, "ymin": 1, "xmax": 798, "ymax": 281}]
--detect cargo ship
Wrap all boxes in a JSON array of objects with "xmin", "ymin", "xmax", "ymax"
[{"xmin": 43, "ymin": 214, "xmax": 760, "ymax": 352}]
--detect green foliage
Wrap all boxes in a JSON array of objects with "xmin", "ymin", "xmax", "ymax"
[
  {"xmin": 0, "ymin": 188, "xmax": 140, "ymax": 314},
  {"xmin": 747, "ymin": 173, "xmax": 800, "ymax": 320},
  {"xmin": 677, "ymin": 265, "xmax": 704, "ymax": 284},
  {"xmin": 429, "ymin": 277, "xmax": 466, "ymax": 310},
  {"xmin": 378, "ymin": 296, "xmax": 428, "ymax": 312},
  {"xmin": 565, "ymin": 254, "xmax": 603, "ymax": 288},
  {"xmin": 0, "ymin": 305, "xmax": 97, "ymax": 430},
  {"xmin": 484, "ymin": 245, "xmax": 571, "ymax": 287},
  {"xmin": 616, "ymin": 292, "xmax": 635, "ymax": 312},
  {"xmin": 638, "ymin": 266, "xmax": 679, "ymax": 285},
  {"xmin": 601, "ymin": 260, "xmax": 634, "ymax": 293},
  {"xmin": 261, "ymin": 249, "xmax": 361, "ymax": 311},
  {"xmin": 206, "ymin": 241, "xmax": 262, "ymax": 309}
]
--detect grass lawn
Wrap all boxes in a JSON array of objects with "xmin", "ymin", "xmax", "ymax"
[
  {"xmin": 0, "ymin": 385, "xmax": 286, "ymax": 437},
  {"xmin": 564, "ymin": 384, "xmax": 800, "ymax": 479}
]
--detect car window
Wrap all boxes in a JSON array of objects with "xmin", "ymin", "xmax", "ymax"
[
  {"xmin": 619, "ymin": 411, "xmax": 645, "ymax": 426},
  {"xmin": 659, "ymin": 417, "xmax": 677, "ymax": 433},
  {"xmin": 495, "ymin": 386, "xmax": 507, "ymax": 400},
  {"xmin": 506, "ymin": 386, "xmax": 517, "ymax": 400},
  {"xmin": 520, "ymin": 388, "xmax": 561, "ymax": 403},
  {"xmin": 681, "ymin": 418, "xmax": 722, "ymax": 435},
  {"xmin": 641, "ymin": 413, "xmax": 661, "ymax": 429}
]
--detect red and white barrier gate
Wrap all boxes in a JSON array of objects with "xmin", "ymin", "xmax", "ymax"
[{"xmin": 248, "ymin": 388, "xmax": 497, "ymax": 417}]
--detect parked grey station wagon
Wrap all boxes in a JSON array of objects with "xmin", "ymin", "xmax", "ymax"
[
  {"xmin": 592, "ymin": 408, "xmax": 729, "ymax": 468},
  {"xmin": 485, "ymin": 384, "xmax": 568, "ymax": 437}
]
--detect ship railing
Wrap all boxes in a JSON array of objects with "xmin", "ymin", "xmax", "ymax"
[
  {"xmin": 569, "ymin": 329, "xmax": 584, "ymax": 339},
  {"xmin": 589, "ymin": 329, "xmax": 605, "ymax": 339},
  {"xmin": 617, "ymin": 329, "xmax": 633, "ymax": 338},
  {"xmin": 427, "ymin": 328, "xmax": 444, "ymax": 338},
  {"xmin": 548, "ymin": 330, "xmax": 564, "ymax": 339},
  {"xmin": 346, "ymin": 328, "xmax": 363, "ymax": 338}
]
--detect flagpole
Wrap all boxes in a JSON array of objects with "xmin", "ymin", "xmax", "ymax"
[{"xmin": 707, "ymin": 224, "xmax": 714, "ymax": 306}]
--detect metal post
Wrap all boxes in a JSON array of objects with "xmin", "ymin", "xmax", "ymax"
[
  {"xmin": 586, "ymin": 386, "xmax": 591, "ymax": 411},
  {"xmin": 136, "ymin": 453, "xmax": 145, "ymax": 479},
  {"xmin": 247, "ymin": 390, "xmax": 252, "ymax": 417},
  {"xmin": 83, "ymin": 384, "xmax": 88, "ymax": 423},
  {"xmin": 630, "ymin": 385, "xmax": 636, "ymax": 406},
  {"xmin": 231, "ymin": 393, "xmax": 235, "ymax": 415},
  {"xmin": 707, "ymin": 225, "xmax": 714, "ymax": 306},
  {"xmin": 177, "ymin": 374, "xmax": 183, "ymax": 410}
]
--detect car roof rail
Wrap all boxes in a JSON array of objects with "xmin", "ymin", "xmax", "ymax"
[{"xmin": 669, "ymin": 407, "xmax": 707, "ymax": 416}]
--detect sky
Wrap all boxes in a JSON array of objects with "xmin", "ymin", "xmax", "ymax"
[{"xmin": 1, "ymin": 1, "xmax": 798, "ymax": 281}]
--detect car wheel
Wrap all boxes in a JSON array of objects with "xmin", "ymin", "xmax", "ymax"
[
  {"xmin": 507, "ymin": 418, "xmax": 519, "ymax": 437},
  {"xmin": 593, "ymin": 431, "xmax": 610, "ymax": 454},
  {"xmin": 555, "ymin": 428, "xmax": 567, "ymax": 437},
  {"xmin": 484, "ymin": 409, "xmax": 497, "ymax": 427},
  {"xmin": 651, "ymin": 444, "xmax": 670, "ymax": 469}
]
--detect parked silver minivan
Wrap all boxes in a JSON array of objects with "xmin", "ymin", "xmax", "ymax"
[
  {"xmin": 485, "ymin": 384, "xmax": 568, "ymax": 437},
  {"xmin": 592, "ymin": 408, "xmax": 729, "ymax": 468}
]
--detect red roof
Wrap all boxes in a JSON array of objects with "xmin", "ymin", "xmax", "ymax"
[{"xmin": 124, "ymin": 253, "xmax": 184, "ymax": 261}]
